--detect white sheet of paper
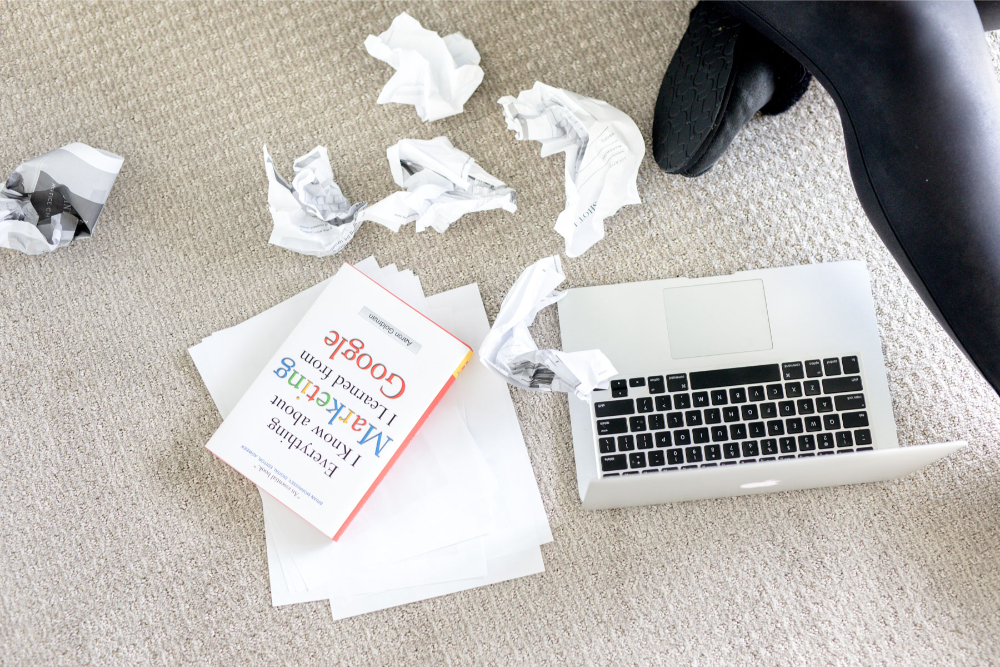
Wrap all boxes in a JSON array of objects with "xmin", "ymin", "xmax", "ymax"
[
  {"xmin": 498, "ymin": 82, "xmax": 644, "ymax": 257},
  {"xmin": 479, "ymin": 255, "xmax": 616, "ymax": 401},
  {"xmin": 364, "ymin": 12, "xmax": 484, "ymax": 122},
  {"xmin": 364, "ymin": 137, "xmax": 516, "ymax": 233}
]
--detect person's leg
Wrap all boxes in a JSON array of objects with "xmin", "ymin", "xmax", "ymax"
[{"xmin": 718, "ymin": 1, "xmax": 1000, "ymax": 396}]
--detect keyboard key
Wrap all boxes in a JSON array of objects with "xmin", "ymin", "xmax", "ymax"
[
  {"xmin": 857, "ymin": 446, "xmax": 873, "ymax": 452},
  {"xmin": 601, "ymin": 455, "xmax": 627, "ymax": 472},
  {"xmin": 779, "ymin": 401, "xmax": 796, "ymax": 417},
  {"xmin": 629, "ymin": 452, "xmax": 647, "ymax": 468},
  {"xmin": 803, "ymin": 380, "xmax": 821, "ymax": 396},
  {"xmin": 655, "ymin": 431, "xmax": 671, "ymax": 447},
  {"xmin": 823, "ymin": 376, "xmax": 863, "ymax": 394},
  {"xmin": 823, "ymin": 414, "xmax": 841, "ymax": 430},
  {"xmin": 705, "ymin": 444, "xmax": 722, "ymax": 461},
  {"xmin": 767, "ymin": 384, "xmax": 784, "ymax": 400},
  {"xmin": 749, "ymin": 421, "xmax": 766, "ymax": 438},
  {"xmin": 629, "ymin": 377, "xmax": 646, "ymax": 387},
  {"xmin": 767, "ymin": 420, "xmax": 785, "ymax": 436},
  {"xmin": 741, "ymin": 441, "xmax": 760, "ymax": 457},
  {"xmin": 685, "ymin": 446, "xmax": 703, "ymax": 463},
  {"xmin": 648, "ymin": 450, "xmax": 665, "ymax": 466},
  {"xmin": 655, "ymin": 395, "xmax": 673, "ymax": 411},
  {"xmin": 798, "ymin": 435, "xmax": 816, "ymax": 451},
  {"xmin": 636, "ymin": 397, "xmax": 653, "ymax": 413},
  {"xmin": 700, "ymin": 463, "xmax": 718, "ymax": 468},
  {"xmin": 805, "ymin": 359, "xmax": 823, "ymax": 377},
  {"xmin": 680, "ymin": 465, "xmax": 698, "ymax": 470},
  {"xmin": 837, "ymin": 449, "xmax": 855, "ymax": 454},
  {"xmin": 818, "ymin": 451, "xmax": 834, "ymax": 456},
  {"xmin": 685, "ymin": 410, "xmax": 703, "ymax": 426},
  {"xmin": 797, "ymin": 399, "xmax": 815, "ymax": 414},
  {"xmin": 648, "ymin": 414, "xmax": 665, "ymax": 430},
  {"xmin": 782, "ymin": 361, "xmax": 805, "ymax": 380},
  {"xmin": 674, "ymin": 394, "xmax": 692, "ymax": 409},
  {"xmin": 739, "ymin": 459, "xmax": 759, "ymax": 465},
  {"xmin": 842, "ymin": 355, "xmax": 860, "ymax": 374},
  {"xmin": 823, "ymin": 358, "xmax": 842, "ymax": 376},
  {"xmin": 723, "ymin": 442, "xmax": 740, "ymax": 459},
  {"xmin": 637, "ymin": 433, "xmax": 653, "ymax": 449},
  {"xmin": 842, "ymin": 411, "xmax": 869, "ymax": 428},
  {"xmin": 597, "ymin": 418, "xmax": 628, "ymax": 435},
  {"xmin": 804, "ymin": 416, "xmax": 822, "ymax": 432},
  {"xmin": 667, "ymin": 412, "xmax": 684, "ymax": 428},
  {"xmin": 704, "ymin": 408, "xmax": 722, "ymax": 424},
  {"xmin": 741, "ymin": 404, "xmax": 759, "ymax": 420},
  {"xmin": 711, "ymin": 426, "xmax": 728, "ymax": 442},
  {"xmin": 689, "ymin": 364, "xmax": 780, "ymax": 389},
  {"xmin": 761, "ymin": 402, "xmax": 778, "ymax": 419},
  {"xmin": 748, "ymin": 385, "xmax": 766, "ymax": 401},
  {"xmin": 648, "ymin": 376, "xmax": 665, "ymax": 394},
  {"xmin": 693, "ymin": 427, "xmax": 710, "ymax": 443},
  {"xmin": 612, "ymin": 387, "xmax": 628, "ymax": 398},
  {"xmin": 595, "ymin": 399, "xmax": 635, "ymax": 418},
  {"xmin": 729, "ymin": 387, "xmax": 747, "ymax": 403},
  {"xmin": 761, "ymin": 439, "xmax": 778, "ymax": 455},
  {"xmin": 629, "ymin": 416, "xmax": 647, "ymax": 432},
  {"xmin": 798, "ymin": 453, "xmax": 815, "ymax": 458},
  {"xmin": 711, "ymin": 390, "xmax": 728, "ymax": 405},
  {"xmin": 778, "ymin": 455, "xmax": 795, "ymax": 460},
  {"xmin": 723, "ymin": 406, "xmax": 740, "ymax": 422},
  {"xmin": 816, "ymin": 397, "xmax": 834, "ymax": 413},
  {"xmin": 674, "ymin": 430, "xmax": 691, "ymax": 446},
  {"xmin": 834, "ymin": 393, "xmax": 866, "ymax": 411},
  {"xmin": 836, "ymin": 431, "xmax": 854, "ymax": 448},
  {"xmin": 817, "ymin": 433, "xmax": 834, "ymax": 450},
  {"xmin": 599, "ymin": 437, "xmax": 616, "ymax": 453},
  {"xmin": 855, "ymin": 429, "xmax": 873, "ymax": 446},
  {"xmin": 780, "ymin": 437, "xmax": 797, "ymax": 453},
  {"xmin": 786, "ymin": 418, "xmax": 803, "ymax": 434},
  {"xmin": 667, "ymin": 374, "xmax": 688, "ymax": 392},
  {"xmin": 692, "ymin": 391, "xmax": 709, "ymax": 407},
  {"xmin": 618, "ymin": 435, "xmax": 635, "ymax": 451},
  {"xmin": 667, "ymin": 449, "xmax": 684, "ymax": 465},
  {"xmin": 729, "ymin": 424, "xmax": 747, "ymax": 440},
  {"xmin": 785, "ymin": 382, "xmax": 803, "ymax": 398},
  {"xmin": 610, "ymin": 379, "xmax": 627, "ymax": 391}
]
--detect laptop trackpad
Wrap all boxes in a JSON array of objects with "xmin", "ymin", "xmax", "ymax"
[{"xmin": 662, "ymin": 280, "xmax": 773, "ymax": 359}]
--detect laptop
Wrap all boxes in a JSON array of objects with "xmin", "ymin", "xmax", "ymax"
[{"xmin": 557, "ymin": 261, "xmax": 965, "ymax": 509}]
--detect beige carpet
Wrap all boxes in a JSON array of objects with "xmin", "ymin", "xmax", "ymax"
[{"xmin": 3, "ymin": 2, "xmax": 1000, "ymax": 665}]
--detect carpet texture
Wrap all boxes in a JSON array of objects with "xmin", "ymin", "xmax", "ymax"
[{"xmin": 2, "ymin": 2, "xmax": 1000, "ymax": 665}]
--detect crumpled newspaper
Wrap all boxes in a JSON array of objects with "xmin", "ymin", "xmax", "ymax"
[
  {"xmin": 363, "ymin": 136, "xmax": 516, "ymax": 233},
  {"xmin": 263, "ymin": 145, "xmax": 367, "ymax": 257},
  {"xmin": 479, "ymin": 255, "xmax": 617, "ymax": 401},
  {"xmin": 0, "ymin": 142, "xmax": 123, "ymax": 255},
  {"xmin": 364, "ymin": 12, "xmax": 484, "ymax": 122},
  {"xmin": 498, "ymin": 82, "xmax": 644, "ymax": 258}
]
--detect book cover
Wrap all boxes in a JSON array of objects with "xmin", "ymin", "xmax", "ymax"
[{"xmin": 205, "ymin": 263, "xmax": 473, "ymax": 540}]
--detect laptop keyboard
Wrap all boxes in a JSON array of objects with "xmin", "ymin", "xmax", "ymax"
[{"xmin": 594, "ymin": 356, "xmax": 873, "ymax": 476}]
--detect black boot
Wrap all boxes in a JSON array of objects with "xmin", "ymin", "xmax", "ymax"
[{"xmin": 652, "ymin": 2, "xmax": 811, "ymax": 176}]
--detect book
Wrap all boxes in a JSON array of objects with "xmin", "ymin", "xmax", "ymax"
[{"xmin": 205, "ymin": 263, "xmax": 473, "ymax": 540}]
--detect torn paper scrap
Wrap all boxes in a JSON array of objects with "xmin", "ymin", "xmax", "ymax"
[
  {"xmin": 365, "ymin": 12, "xmax": 484, "ymax": 122},
  {"xmin": 479, "ymin": 255, "xmax": 616, "ymax": 400},
  {"xmin": 0, "ymin": 143, "xmax": 123, "ymax": 255},
  {"xmin": 363, "ymin": 136, "xmax": 516, "ymax": 233},
  {"xmin": 498, "ymin": 82, "xmax": 644, "ymax": 258},
  {"xmin": 263, "ymin": 145, "xmax": 366, "ymax": 257}
]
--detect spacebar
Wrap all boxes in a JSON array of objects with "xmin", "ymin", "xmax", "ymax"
[{"xmin": 689, "ymin": 364, "xmax": 782, "ymax": 389}]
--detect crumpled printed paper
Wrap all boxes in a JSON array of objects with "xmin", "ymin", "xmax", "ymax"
[
  {"xmin": 363, "ymin": 136, "xmax": 516, "ymax": 233},
  {"xmin": 364, "ymin": 12, "xmax": 484, "ymax": 122},
  {"xmin": 498, "ymin": 82, "xmax": 644, "ymax": 257},
  {"xmin": 0, "ymin": 142, "xmax": 123, "ymax": 255},
  {"xmin": 263, "ymin": 145, "xmax": 366, "ymax": 257},
  {"xmin": 479, "ymin": 255, "xmax": 617, "ymax": 400}
]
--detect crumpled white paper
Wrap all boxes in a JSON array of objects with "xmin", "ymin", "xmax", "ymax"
[
  {"xmin": 0, "ymin": 142, "xmax": 123, "ymax": 255},
  {"xmin": 479, "ymin": 255, "xmax": 617, "ymax": 400},
  {"xmin": 498, "ymin": 82, "xmax": 644, "ymax": 258},
  {"xmin": 263, "ymin": 145, "xmax": 366, "ymax": 257},
  {"xmin": 364, "ymin": 12, "xmax": 484, "ymax": 122},
  {"xmin": 363, "ymin": 136, "xmax": 516, "ymax": 233}
]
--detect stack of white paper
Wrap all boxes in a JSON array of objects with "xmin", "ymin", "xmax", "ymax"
[{"xmin": 190, "ymin": 257, "xmax": 552, "ymax": 620}]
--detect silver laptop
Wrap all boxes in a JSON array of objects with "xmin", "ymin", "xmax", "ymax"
[{"xmin": 557, "ymin": 261, "xmax": 964, "ymax": 509}]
